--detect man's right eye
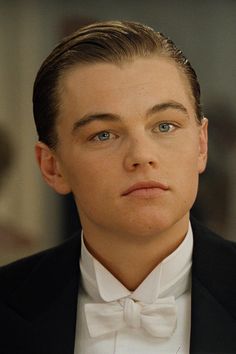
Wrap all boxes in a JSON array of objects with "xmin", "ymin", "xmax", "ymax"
[{"xmin": 91, "ymin": 131, "xmax": 115, "ymax": 141}]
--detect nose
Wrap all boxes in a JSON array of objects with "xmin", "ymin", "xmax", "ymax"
[{"xmin": 123, "ymin": 135, "xmax": 158, "ymax": 172}]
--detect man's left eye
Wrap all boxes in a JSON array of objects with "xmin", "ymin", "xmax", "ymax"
[{"xmin": 156, "ymin": 123, "xmax": 175, "ymax": 133}]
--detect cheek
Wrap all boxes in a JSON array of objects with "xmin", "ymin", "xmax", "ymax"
[
  {"xmin": 178, "ymin": 154, "xmax": 200, "ymax": 202},
  {"xmin": 65, "ymin": 154, "xmax": 114, "ymax": 196},
  {"xmin": 166, "ymin": 137, "xmax": 200, "ymax": 191},
  {"xmin": 166, "ymin": 139, "xmax": 199, "ymax": 172}
]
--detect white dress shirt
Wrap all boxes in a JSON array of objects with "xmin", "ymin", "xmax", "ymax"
[{"xmin": 74, "ymin": 223, "xmax": 193, "ymax": 354}]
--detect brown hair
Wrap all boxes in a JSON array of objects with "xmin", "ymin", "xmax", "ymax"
[{"xmin": 33, "ymin": 20, "xmax": 203, "ymax": 148}]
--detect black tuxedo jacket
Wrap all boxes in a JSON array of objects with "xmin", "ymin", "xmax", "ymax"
[{"xmin": 0, "ymin": 218, "xmax": 235, "ymax": 354}]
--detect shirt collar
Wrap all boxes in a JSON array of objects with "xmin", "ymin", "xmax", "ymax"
[{"xmin": 80, "ymin": 223, "xmax": 193, "ymax": 304}]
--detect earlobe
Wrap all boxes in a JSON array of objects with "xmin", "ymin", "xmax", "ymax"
[
  {"xmin": 198, "ymin": 117, "xmax": 208, "ymax": 174},
  {"xmin": 35, "ymin": 141, "xmax": 71, "ymax": 195}
]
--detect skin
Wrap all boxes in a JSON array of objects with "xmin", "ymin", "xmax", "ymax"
[{"xmin": 36, "ymin": 57, "xmax": 208, "ymax": 290}]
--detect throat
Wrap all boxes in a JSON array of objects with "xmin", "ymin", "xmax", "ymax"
[{"xmin": 83, "ymin": 230, "xmax": 186, "ymax": 291}]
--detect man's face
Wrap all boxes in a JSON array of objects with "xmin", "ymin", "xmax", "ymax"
[{"xmin": 50, "ymin": 57, "xmax": 208, "ymax": 239}]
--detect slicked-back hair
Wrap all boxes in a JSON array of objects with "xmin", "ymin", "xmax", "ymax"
[{"xmin": 33, "ymin": 20, "xmax": 203, "ymax": 148}]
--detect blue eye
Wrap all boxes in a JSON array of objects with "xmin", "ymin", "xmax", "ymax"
[
  {"xmin": 93, "ymin": 131, "xmax": 112, "ymax": 141},
  {"xmin": 159, "ymin": 123, "xmax": 172, "ymax": 132},
  {"xmin": 152, "ymin": 122, "xmax": 176, "ymax": 134}
]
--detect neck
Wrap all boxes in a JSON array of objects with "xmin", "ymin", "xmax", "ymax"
[{"xmin": 82, "ymin": 217, "xmax": 189, "ymax": 291}]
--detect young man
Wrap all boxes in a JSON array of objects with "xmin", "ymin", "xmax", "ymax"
[{"xmin": 0, "ymin": 21, "xmax": 235, "ymax": 354}]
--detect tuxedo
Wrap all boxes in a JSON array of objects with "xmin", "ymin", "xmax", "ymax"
[{"xmin": 0, "ymin": 218, "xmax": 235, "ymax": 354}]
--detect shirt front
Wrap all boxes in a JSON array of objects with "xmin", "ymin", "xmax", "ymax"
[{"xmin": 74, "ymin": 223, "xmax": 193, "ymax": 354}]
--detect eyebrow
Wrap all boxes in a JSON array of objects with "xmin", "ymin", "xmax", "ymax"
[
  {"xmin": 72, "ymin": 100, "xmax": 189, "ymax": 134},
  {"xmin": 146, "ymin": 101, "xmax": 189, "ymax": 117},
  {"xmin": 72, "ymin": 113, "xmax": 120, "ymax": 133}
]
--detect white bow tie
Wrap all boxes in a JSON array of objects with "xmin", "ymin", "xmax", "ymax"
[{"xmin": 85, "ymin": 296, "xmax": 177, "ymax": 338}]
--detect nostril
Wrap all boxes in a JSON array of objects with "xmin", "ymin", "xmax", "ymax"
[{"xmin": 132, "ymin": 161, "xmax": 154, "ymax": 168}]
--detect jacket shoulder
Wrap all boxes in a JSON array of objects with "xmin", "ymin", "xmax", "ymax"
[
  {"xmin": 191, "ymin": 217, "xmax": 236, "ymax": 318},
  {"xmin": 191, "ymin": 217, "xmax": 236, "ymax": 261},
  {"xmin": 0, "ymin": 232, "xmax": 81, "ymax": 300}
]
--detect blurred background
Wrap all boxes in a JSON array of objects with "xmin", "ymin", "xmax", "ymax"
[{"xmin": 0, "ymin": 0, "xmax": 235, "ymax": 265}]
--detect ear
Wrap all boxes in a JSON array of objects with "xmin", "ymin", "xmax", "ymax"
[
  {"xmin": 35, "ymin": 141, "xmax": 71, "ymax": 195},
  {"xmin": 198, "ymin": 117, "xmax": 208, "ymax": 174}
]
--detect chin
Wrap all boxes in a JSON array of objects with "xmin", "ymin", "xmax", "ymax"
[
  {"xmin": 121, "ymin": 219, "xmax": 173, "ymax": 239},
  {"xmin": 122, "ymin": 210, "xmax": 189, "ymax": 239}
]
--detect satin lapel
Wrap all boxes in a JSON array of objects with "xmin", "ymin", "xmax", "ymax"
[
  {"xmin": 190, "ymin": 275, "xmax": 236, "ymax": 354},
  {"xmin": 190, "ymin": 218, "xmax": 236, "ymax": 354},
  {"xmin": 3, "ymin": 234, "xmax": 81, "ymax": 354},
  {"xmin": 31, "ymin": 273, "xmax": 79, "ymax": 354}
]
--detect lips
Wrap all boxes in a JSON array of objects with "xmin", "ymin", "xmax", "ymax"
[{"xmin": 121, "ymin": 181, "xmax": 169, "ymax": 196}]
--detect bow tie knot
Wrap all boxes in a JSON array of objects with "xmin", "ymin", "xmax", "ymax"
[
  {"xmin": 85, "ymin": 296, "xmax": 177, "ymax": 338},
  {"xmin": 122, "ymin": 298, "xmax": 142, "ymax": 328}
]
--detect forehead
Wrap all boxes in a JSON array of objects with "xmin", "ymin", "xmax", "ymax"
[{"xmin": 58, "ymin": 57, "xmax": 195, "ymax": 120}]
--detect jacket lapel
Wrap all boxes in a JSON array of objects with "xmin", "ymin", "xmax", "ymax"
[
  {"xmin": 190, "ymin": 275, "xmax": 236, "ymax": 353},
  {"xmin": 190, "ymin": 218, "xmax": 236, "ymax": 354},
  {"xmin": 2, "ymin": 233, "xmax": 81, "ymax": 354}
]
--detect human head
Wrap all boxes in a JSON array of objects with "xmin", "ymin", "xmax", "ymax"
[{"xmin": 33, "ymin": 20, "xmax": 203, "ymax": 149}]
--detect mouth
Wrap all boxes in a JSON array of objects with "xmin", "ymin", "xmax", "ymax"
[{"xmin": 121, "ymin": 181, "xmax": 169, "ymax": 197}]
